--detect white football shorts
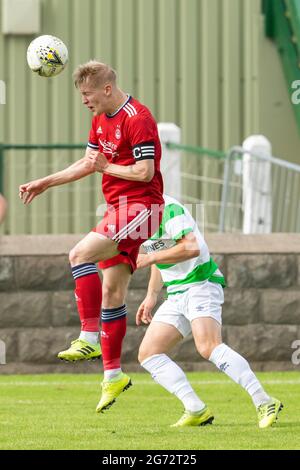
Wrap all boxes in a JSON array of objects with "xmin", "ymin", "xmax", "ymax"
[{"xmin": 152, "ymin": 281, "xmax": 224, "ymax": 337}]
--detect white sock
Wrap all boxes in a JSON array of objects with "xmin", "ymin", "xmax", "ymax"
[
  {"xmin": 209, "ymin": 343, "xmax": 270, "ymax": 407},
  {"xmin": 141, "ymin": 354, "xmax": 205, "ymax": 412},
  {"xmin": 252, "ymin": 389, "xmax": 272, "ymax": 408},
  {"xmin": 79, "ymin": 331, "xmax": 99, "ymax": 345},
  {"xmin": 104, "ymin": 368, "xmax": 122, "ymax": 381}
]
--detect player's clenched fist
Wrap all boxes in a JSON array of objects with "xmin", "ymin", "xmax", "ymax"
[{"xmin": 87, "ymin": 151, "xmax": 109, "ymax": 173}]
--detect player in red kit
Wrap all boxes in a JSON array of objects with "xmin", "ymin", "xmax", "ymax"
[{"xmin": 19, "ymin": 61, "xmax": 164, "ymax": 413}]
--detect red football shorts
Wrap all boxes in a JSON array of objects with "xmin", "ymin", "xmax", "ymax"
[{"xmin": 93, "ymin": 201, "xmax": 163, "ymax": 273}]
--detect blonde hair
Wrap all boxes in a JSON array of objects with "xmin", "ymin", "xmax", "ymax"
[{"xmin": 73, "ymin": 60, "xmax": 117, "ymax": 88}]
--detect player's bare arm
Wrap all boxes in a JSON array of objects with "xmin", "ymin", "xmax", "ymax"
[
  {"xmin": 136, "ymin": 232, "xmax": 200, "ymax": 269},
  {"xmin": 88, "ymin": 150, "xmax": 155, "ymax": 182},
  {"xmin": 19, "ymin": 147, "xmax": 96, "ymax": 205},
  {"xmin": 136, "ymin": 265, "xmax": 163, "ymax": 325}
]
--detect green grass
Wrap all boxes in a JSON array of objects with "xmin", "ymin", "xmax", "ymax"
[{"xmin": 0, "ymin": 372, "xmax": 299, "ymax": 450}]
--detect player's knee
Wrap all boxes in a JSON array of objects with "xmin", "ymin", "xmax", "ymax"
[
  {"xmin": 102, "ymin": 284, "xmax": 125, "ymax": 307},
  {"xmin": 69, "ymin": 245, "xmax": 89, "ymax": 265},
  {"xmin": 138, "ymin": 345, "xmax": 151, "ymax": 364},
  {"xmin": 197, "ymin": 341, "xmax": 220, "ymax": 360},
  {"xmin": 69, "ymin": 247, "xmax": 82, "ymax": 265},
  {"xmin": 69, "ymin": 247, "xmax": 78, "ymax": 265}
]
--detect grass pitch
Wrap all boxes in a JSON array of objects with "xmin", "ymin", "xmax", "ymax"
[{"xmin": 0, "ymin": 372, "xmax": 299, "ymax": 450}]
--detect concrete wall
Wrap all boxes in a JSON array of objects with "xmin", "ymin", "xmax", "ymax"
[{"xmin": 0, "ymin": 234, "xmax": 300, "ymax": 374}]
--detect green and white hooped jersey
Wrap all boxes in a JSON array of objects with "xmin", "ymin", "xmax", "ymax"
[{"xmin": 142, "ymin": 195, "xmax": 226, "ymax": 296}]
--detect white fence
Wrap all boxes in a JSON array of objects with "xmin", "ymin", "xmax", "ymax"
[
  {"xmin": 219, "ymin": 145, "xmax": 300, "ymax": 233},
  {"xmin": 165, "ymin": 134, "xmax": 300, "ymax": 233}
]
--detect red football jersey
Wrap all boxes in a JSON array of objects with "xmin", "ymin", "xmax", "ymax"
[{"xmin": 88, "ymin": 96, "xmax": 164, "ymax": 207}]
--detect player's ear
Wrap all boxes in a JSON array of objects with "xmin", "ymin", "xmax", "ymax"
[{"xmin": 104, "ymin": 83, "xmax": 112, "ymax": 96}]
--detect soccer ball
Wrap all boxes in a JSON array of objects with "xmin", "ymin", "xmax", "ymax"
[{"xmin": 27, "ymin": 35, "xmax": 68, "ymax": 78}]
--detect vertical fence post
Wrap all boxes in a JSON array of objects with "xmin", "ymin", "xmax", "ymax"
[
  {"xmin": 242, "ymin": 135, "xmax": 272, "ymax": 233},
  {"xmin": 0, "ymin": 339, "xmax": 6, "ymax": 365},
  {"xmin": 218, "ymin": 148, "xmax": 233, "ymax": 232},
  {"xmin": 158, "ymin": 123, "xmax": 181, "ymax": 200},
  {"xmin": 0, "ymin": 144, "xmax": 3, "ymax": 194}
]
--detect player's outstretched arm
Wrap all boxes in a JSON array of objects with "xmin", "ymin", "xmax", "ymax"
[{"xmin": 19, "ymin": 147, "xmax": 96, "ymax": 205}]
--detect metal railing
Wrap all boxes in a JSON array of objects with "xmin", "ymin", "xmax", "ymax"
[
  {"xmin": 1, "ymin": 141, "xmax": 299, "ymax": 234},
  {"xmin": 166, "ymin": 142, "xmax": 226, "ymax": 232},
  {"xmin": 0, "ymin": 141, "xmax": 227, "ymax": 235},
  {"xmin": 219, "ymin": 146, "xmax": 300, "ymax": 233},
  {"xmin": 166, "ymin": 142, "xmax": 300, "ymax": 233}
]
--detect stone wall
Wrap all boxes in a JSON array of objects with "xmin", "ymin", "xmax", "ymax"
[{"xmin": 0, "ymin": 234, "xmax": 300, "ymax": 373}]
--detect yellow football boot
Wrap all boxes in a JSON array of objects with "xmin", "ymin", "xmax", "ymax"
[
  {"xmin": 257, "ymin": 397, "xmax": 283, "ymax": 429},
  {"xmin": 57, "ymin": 338, "xmax": 101, "ymax": 362},
  {"xmin": 171, "ymin": 406, "xmax": 214, "ymax": 427},
  {"xmin": 96, "ymin": 372, "xmax": 132, "ymax": 413}
]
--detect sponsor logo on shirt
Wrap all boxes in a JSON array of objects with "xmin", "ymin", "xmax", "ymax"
[
  {"xmin": 97, "ymin": 126, "xmax": 103, "ymax": 134},
  {"xmin": 99, "ymin": 139, "xmax": 119, "ymax": 158},
  {"xmin": 144, "ymin": 240, "xmax": 165, "ymax": 252}
]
